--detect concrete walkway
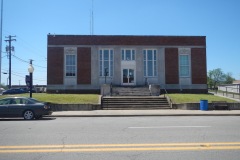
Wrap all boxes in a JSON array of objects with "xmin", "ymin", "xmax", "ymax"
[{"xmin": 49, "ymin": 110, "xmax": 240, "ymax": 117}]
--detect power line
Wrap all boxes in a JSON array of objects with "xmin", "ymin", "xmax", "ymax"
[
  {"xmin": 12, "ymin": 73, "xmax": 46, "ymax": 82},
  {"xmin": 3, "ymin": 29, "xmax": 47, "ymax": 60},
  {"xmin": 2, "ymin": 68, "xmax": 46, "ymax": 82},
  {"xmin": 12, "ymin": 54, "xmax": 28, "ymax": 63},
  {"xmin": 17, "ymin": 35, "xmax": 47, "ymax": 60},
  {"xmin": 33, "ymin": 63, "xmax": 47, "ymax": 69},
  {"xmin": 12, "ymin": 55, "xmax": 47, "ymax": 68}
]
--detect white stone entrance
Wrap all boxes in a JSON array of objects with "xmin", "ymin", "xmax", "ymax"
[{"xmin": 121, "ymin": 61, "xmax": 136, "ymax": 85}]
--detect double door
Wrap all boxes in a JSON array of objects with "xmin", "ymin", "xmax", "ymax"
[{"xmin": 122, "ymin": 69, "xmax": 135, "ymax": 85}]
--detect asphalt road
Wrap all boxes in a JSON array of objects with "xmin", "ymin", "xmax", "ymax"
[{"xmin": 0, "ymin": 116, "xmax": 240, "ymax": 160}]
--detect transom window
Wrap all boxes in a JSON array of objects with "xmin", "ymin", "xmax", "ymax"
[
  {"xmin": 122, "ymin": 49, "xmax": 135, "ymax": 61},
  {"xmin": 143, "ymin": 49, "xmax": 157, "ymax": 77},
  {"xmin": 179, "ymin": 54, "xmax": 190, "ymax": 77},
  {"xmin": 65, "ymin": 54, "xmax": 76, "ymax": 77},
  {"xmin": 99, "ymin": 49, "xmax": 113, "ymax": 77}
]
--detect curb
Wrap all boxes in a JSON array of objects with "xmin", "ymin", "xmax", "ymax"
[{"xmin": 47, "ymin": 113, "xmax": 240, "ymax": 117}]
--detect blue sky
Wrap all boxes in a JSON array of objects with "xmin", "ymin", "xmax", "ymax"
[{"xmin": 1, "ymin": 0, "xmax": 240, "ymax": 86}]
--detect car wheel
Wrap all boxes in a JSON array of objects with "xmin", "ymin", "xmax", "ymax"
[{"xmin": 23, "ymin": 110, "xmax": 35, "ymax": 120}]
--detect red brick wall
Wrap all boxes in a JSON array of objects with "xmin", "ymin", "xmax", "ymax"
[
  {"xmin": 191, "ymin": 48, "xmax": 207, "ymax": 84},
  {"xmin": 48, "ymin": 35, "xmax": 206, "ymax": 46},
  {"xmin": 165, "ymin": 48, "xmax": 179, "ymax": 84},
  {"xmin": 77, "ymin": 47, "xmax": 91, "ymax": 84},
  {"xmin": 47, "ymin": 47, "xmax": 64, "ymax": 84}
]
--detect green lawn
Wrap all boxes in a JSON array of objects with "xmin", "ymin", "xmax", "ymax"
[
  {"xmin": 167, "ymin": 93, "xmax": 237, "ymax": 103},
  {"xmin": 0, "ymin": 93, "xmax": 100, "ymax": 104},
  {"xmin": 1, "ymin": 93, "xmax": 237, "ymax": 104}
]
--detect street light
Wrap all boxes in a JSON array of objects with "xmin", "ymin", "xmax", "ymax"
[{"xmin": 28, "ymin": 64, "xmax": 34, "ymax": 98}]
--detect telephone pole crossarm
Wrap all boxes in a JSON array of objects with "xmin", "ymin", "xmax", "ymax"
[{"xmin": 5, "ymin": 35, "xmax": 16, "ymax": 89}]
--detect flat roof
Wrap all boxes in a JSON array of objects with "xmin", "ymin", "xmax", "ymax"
[{"xmin": 48, "ymin": 34, "xmax": 206, "ymax": 46}]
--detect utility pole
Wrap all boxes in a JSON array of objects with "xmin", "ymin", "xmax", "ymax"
[
  {"xmin": 0, "ymin": 0, "xmax": 3, "ymax": 84},
  {"xmin": 5, "ymin": 35, "xmax": 16, "ymax": 89}
]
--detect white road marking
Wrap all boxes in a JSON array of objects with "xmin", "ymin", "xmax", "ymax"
[{"xmin": 128, "ymin": 126, "xmax": 211, "ymax": 129}]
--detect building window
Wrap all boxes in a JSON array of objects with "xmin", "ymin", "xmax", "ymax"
[
  {"xmin": 99, "ymin": 49, "xmax": 113, "ymax": 77},
  {"xmin": 179, "ymin": 54, "xmax": 190, "ymax": 77},
  {"xmin": 143, "ymin": 49, "xmax": 157, "ymax": 77},
  {"xmin": 122, "ymin": 49, "xmax": 135, "ymax": 61},
  {"xmin": 65, "ymin": 54, "xmax": 76, "ymax": 77}
]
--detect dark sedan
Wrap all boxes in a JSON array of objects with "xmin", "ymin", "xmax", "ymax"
[
  {"xmin": 0, "ymin": 97, "xmax": 52, "ymax": 120},
  {"xmin": 2, "ymin": 88, "xmax": 26, "ymax": 95}
]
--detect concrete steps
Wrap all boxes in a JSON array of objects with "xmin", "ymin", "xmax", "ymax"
[
  {"xmin": 112, "ymin": 86, "xmax": 151, "ymax": 96},
  {"xmin": 102, "ymin": 96, "xmax": 171, "ymax": 110}
]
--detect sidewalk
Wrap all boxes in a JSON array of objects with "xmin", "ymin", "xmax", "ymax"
[{"xmin": 49, "ymin": 109, "xmax": 240, "ymax": 117}]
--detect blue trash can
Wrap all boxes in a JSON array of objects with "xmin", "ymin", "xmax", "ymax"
[{"xmin": 200, "ymin": 100, "xmax": 208, "ymax": 111}]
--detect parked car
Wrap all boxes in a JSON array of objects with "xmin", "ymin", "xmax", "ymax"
[
  {"xmin": 2, "ymin": 88, "xmax": 26, "ymax": 95},
  {"xmin": 0, "ymin": 88, "xmax": 5, "ymax": 94},
  {"xmin": 0, "ymin": 97, "xmax": 52, "ymax": 120}
]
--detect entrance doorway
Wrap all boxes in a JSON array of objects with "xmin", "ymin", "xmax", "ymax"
[{"xmin": 122, "ymin": 69, "xmax": 135, "ymax": 85}]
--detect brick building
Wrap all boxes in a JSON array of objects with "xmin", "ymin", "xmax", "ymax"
[{"xmin": 47, "ymin": 35, "xmax": 207, "ymax": 93}]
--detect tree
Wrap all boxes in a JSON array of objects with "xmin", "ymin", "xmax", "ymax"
[
  {"xmin": 208, "ymin": 68, "xmax": 225, "ymax": 89},
  {"xmin": 224, "ymin": 72, "xmax": 235, "ymax": 84},
  {"xmin": 207, "ymin": 73, "xmax": 214, "ymax": 89},
  {"xmin": 0, "ymin": 84, "xmax": 8, "ymax": 90}
]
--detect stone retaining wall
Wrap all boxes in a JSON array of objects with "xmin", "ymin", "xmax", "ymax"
[
  {"xmin": 50, "ymin": 104, "xmax": 101, "ymax": 111},
  {"xmin": 173, "ymin": 103, "xmax": 240, "ymax": 110},
  {"xmin": 49, "ymin": 103, "xmax": 240, "ymax": 111}
]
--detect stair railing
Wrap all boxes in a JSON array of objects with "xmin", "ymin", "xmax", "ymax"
[
  {"xmin": 110, "ymin": 82, "xmax": 113, "ymax": 96},
  {"xmin": 101, "ymin": 95, "xmax": 104, "ymax": 109},
  {"xmin": 163, "ymin": 88, "xmax": 173, "ymax": 108}
]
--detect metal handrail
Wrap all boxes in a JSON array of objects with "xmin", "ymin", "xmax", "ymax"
[
  {"xmin": 163, "ymin": 88, "xmax": 167, "ymax": 97},
  {"xmin": 163, "ymin": 87, "xmax": 173, "ymax": 108},
  {"xmin": 214, "ymin": 86, "xmax": 240, "ymax": 100}
]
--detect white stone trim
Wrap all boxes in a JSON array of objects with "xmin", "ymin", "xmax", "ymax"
[{"xmin": 64, "ymin": 47, "xmax": 77, "ymax": 85}]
